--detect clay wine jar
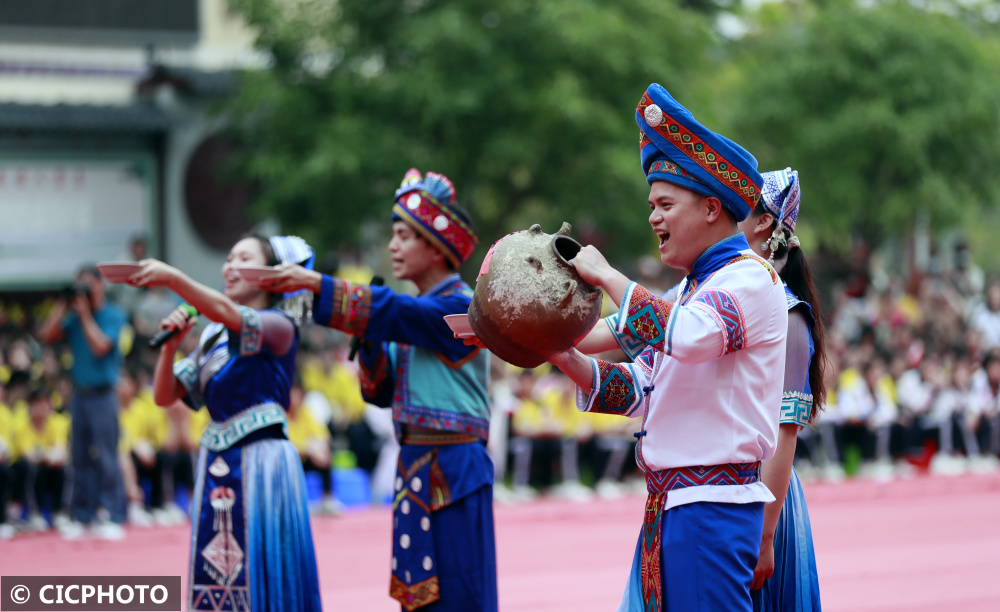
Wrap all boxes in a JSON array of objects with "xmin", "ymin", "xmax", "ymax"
[{"xmin": 469, "ymin": 222, "xmax": 603, "ymax": 368}]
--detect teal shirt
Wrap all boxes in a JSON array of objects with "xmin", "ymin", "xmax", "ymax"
[{"xmin": 62, "ymin": 303, "xmax": 126, "ymax": 388}]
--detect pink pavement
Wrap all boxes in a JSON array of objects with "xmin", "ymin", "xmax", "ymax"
[{"xmin": 1, "ymin": 472, "xmax": 998, "ymax": 611}]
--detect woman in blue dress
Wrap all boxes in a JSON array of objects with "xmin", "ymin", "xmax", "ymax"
[
  {"xmin": 740, "ymin": 168, "xmax": 825, "ymax": 612},
  {"xmin": 131, "ymin": 234, "xmax": 322, "ymax": 612}
]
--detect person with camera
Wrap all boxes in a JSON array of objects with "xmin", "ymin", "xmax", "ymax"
[{"xmin": 39, "ymin": 265, "xmax": 128, "ymax": 540}]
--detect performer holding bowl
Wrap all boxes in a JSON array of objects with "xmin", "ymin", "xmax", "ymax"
[
  {"xmin": 127, "ymin": 235, "xmax": 322, "ymax": 612},
  {"xmin": 547, "ymin": 84, "xmax": 788, "ymax": 612}
]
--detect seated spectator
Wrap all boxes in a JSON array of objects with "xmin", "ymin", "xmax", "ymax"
[
  {"xmin": 968, "ymin": 351, "xmax": 1000, "ymax": 466},
  {"xmin": 0, "ymin": 385, "xmax": 14, "ymax": 539},
  {"xmin": 970, "ymin": 280, "xmax": 1000, "ymax": 351},
  {"xmin": 118, "ymin": 368, "xmax": 169, "ymax": 526},
  {"xmin": 160, "ymin": 402, "xmax": 196, "ymax": 520},
  {"xmin": 835, "ymin": 356, "xmax": 897, "ymax": 478},
  {"xmin": 301, "ymin": 345, "xmax": 379, "ymax": 476},
  {"xmin": 10, "ymin": 388, "xmax": 70, "ymax": 530}
]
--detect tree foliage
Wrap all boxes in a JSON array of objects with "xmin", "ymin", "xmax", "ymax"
[
  {"xmin": 224, "ymin": 0, "xmax": 714, "ymax": 266},
  {"xmin": 726, "ymin": 1, "xmax": 1000, "ymax": 247}
]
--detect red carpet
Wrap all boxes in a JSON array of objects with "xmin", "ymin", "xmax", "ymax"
[{"xmin": 2, "ymin": 472, "xmax": 998, "ymax": 611}]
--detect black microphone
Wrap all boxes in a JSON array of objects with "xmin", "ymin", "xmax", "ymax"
[
  {"xmin": 149, "ymin": 304, "xmax": 198, "ymax": 349},
  {"xmin": 348, "ymin": 276, "xmax": 384, "ymax": 360}
]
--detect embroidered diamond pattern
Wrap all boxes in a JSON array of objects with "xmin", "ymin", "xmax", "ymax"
[
  {"xmin": 628, "ymin": 305, "xmax": 664, "ymax": 346},
  {"xmin": 202, "ymin": 531, "xmax": 244, "ymax": 584},
  {"xmin": 595, "ymin": 363, "xmax": 638, "ymax": 415}
]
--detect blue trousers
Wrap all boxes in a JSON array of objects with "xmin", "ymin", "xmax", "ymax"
[
  {"xmin": 69, "ymin": 389, "xmax": 126, "ymax": 524},
  {"xmin": 620, "ymin": 501, "xmax": 764, "ymax": 611},
  {"xmin": 406, "ymin": 484, "xmax": 497, "ymax": 612}
]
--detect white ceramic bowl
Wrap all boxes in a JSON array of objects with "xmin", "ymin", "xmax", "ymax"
[
  {"xmin": 443, "ymin": 313, "xmax": 476, "ymax": 338},
  {"xmin": 96, "ymin": 262, "xmax": 143, "ymax": 284},
  {"xmin": 236, "ymin": 266, "xmax": 277, "ymax": 286}
]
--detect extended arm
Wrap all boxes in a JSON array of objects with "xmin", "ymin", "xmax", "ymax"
[
  {"xmin": 129, "ymin": 259, "xmax": 293, "ymax": 355},
  {"xmin": 38, "ymin": 300, "xmax": 69, "ymax": 345}
]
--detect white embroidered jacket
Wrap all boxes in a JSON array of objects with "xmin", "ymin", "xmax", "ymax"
[{"xmin": 577, "ymin": 250, "xmax": 788, "ymax": 509}]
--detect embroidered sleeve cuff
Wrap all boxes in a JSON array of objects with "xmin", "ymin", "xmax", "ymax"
[
  {"xmin": 615, "ymin": 282, "xmax": 637, "ymax": 335},
  {"xmin": 619, "ymin": 282, "xmax": 673, "ymax": 352},
  {"xmin": 172, "ymin": 357, "xmax": 204, "ymax": 409},
  {"xmin": 605, "ymin": 313, "xmax": 646, "ymax": 362},
  {"xmin": 779, "ymin": 391, "xmax": 813, "ymax": 427},
  {"xmin": 586, "ymin": 360, "xmax": 642, "ymax": 416},
  {"xmin": 312, "ymin": 276, "xmax": 373, "ymax": 337},
  {"xmin": 237, "ymin": 306, "xmax": 263, "ymax": 356}
]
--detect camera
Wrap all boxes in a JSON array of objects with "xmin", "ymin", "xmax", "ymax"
[{"xmin": 61, "ymin": 283, "xmax": 92, "ymax": 301}]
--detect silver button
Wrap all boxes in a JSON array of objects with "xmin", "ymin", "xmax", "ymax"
[{"xmin": 644, "ymin": 104, "xmax": 663, "ymax": 127}]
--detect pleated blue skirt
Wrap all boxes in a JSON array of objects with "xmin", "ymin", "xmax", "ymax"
[
  {"xmin": 752, "ymin": 466, "xmax": 821, "ymax": 612},
  {"xmin": 189, "ymin": 439, "xmax": 322, "ymax": 612}
]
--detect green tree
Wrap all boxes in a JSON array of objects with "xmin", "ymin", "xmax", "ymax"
[
  {"xmin": 726, "ymin": 1, "xmax": 1000, "ymax": 248},
  {"xmin": 224, "ymin": 0, "xmax": 715, "ymax": 267}
]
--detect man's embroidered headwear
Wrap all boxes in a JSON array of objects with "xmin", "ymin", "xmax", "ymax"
[
  {"xmin": 636, "ymin": 84, "xmax": 763, "ymax": 222},
  {"xmin": 759, "ymin": 168, "xmax": 801, "ymax": 262},
  {"xmin": 391, "ymin": 168, "xmax": 478, "ymax": 268}
]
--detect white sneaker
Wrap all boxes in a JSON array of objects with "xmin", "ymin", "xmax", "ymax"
[
  {"xmin": 930, "ymin": 453, "xmax": 966, "ymax": 476},
  {"xmin": 595, "ymin": 479, "xmax": 627, "ymax": 500},
  {"xmin": 968, "ymin": 454, "xmax": 1000, "ymax": 474},
  {"xmin": 550, "ymin": 481, "xmax": 595, "ymax": 502},
  {"xmin": 821, "ymin": 463, "xmax": 846, "ymax": 483},
  {"xmin": 162, "ymin": 503, "xmax": 189, "ymax": 524},
  {"xmin": 52, "ymin": 513, "xmax": 72, "ymax": 529},
  {"xmin": 0, "ymin": 523, "xmax": 15, "ymax": 540},
  {"xmin": 26, "ymin": 513, "xmax": 49, "ymax": 532},
  {"xmin": 128, "ymin": 503, "xmax": 155, "ymax": 528},
  {"xmin": 319, "ymin": 497, "xmax": 344, "ymax": 515},
  {"xmin": 510, "ymin": 485, "xmax": 539, "ymax": 502},
  {"xmin": 93, "ymin": 522, "xmax": 126, "ymax": 541},
  {"xmin": 492, "ymin": 485, "xmax": 517, "ymax": 505},
  {"xmin": 894, "ymin": 460, "xmax": 917, "ymax": 480},
  {"xmin": 59, "ymin": 521, "xmax": 88, "ymax": 540}
]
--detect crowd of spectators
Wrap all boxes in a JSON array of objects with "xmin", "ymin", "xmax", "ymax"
[{"xmin": 2, "ymin": 244, "xmax": 999, "ymax": 540}]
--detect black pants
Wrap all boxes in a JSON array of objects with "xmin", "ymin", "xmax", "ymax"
[
  {"xmin": 0, "ymin": 462, "xmax": 10, "ymax": 523},
  {"xmin": 302, "ymin": 458, "xmax": 332, "ymax": 495},
  {"xmin": 161, "ymin": 450, "xmax": 195, "ymax": 500},
  {"xmin": 10, "ymin": 459, "xmax": 65, "ymax": 515},
  {"xmin": 344, "ymin": 421, "xmax": 379, "ymax": 474},
  {"xmin": 835, "ymin": 423, "xmax": 878, "ymax": 462},
  {"xmin": 132, "ymin": 451, "xmax": 164, "ymax": 509}
]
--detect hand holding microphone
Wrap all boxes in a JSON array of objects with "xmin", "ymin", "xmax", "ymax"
[
  {"xmin": 349, "ymin": 276, "xmax": 384, "ymax": 360},
  {"xmin": 150, "ymin": 304, "xmax": 199, "ymax": 349}
]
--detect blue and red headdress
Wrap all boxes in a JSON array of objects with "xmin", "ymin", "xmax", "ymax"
[
  {"xmin": 391, "ymin": 168, "xmax": 478, "ymax": 268},
  {"xmin": 636, "ymin": 84, "xmax": 762, "ymax": 222}
]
